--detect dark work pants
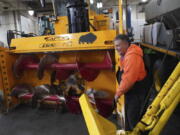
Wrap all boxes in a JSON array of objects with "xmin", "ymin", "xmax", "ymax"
[
  {"xmin": 124, "ymin": 76, "xmax": 149, "ymax": 131},
  {"xmin": 116, "ymin": 68, "xmax": 150, "ymax": 131}
]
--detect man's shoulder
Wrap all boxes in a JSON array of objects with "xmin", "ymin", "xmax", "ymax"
[{"xmin": 126, "ymin": 44, "xmax": 143, "ymax": 57}]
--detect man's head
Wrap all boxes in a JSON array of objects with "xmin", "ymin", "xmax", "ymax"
[{"xmin": 114, "ymin": 34, "xmax": 130, "ymax": 56}]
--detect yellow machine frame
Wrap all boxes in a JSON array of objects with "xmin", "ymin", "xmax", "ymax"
[
  {"xmin": 0, "ymin": 0, "xmax": 179, "ymax": 135},
  {"xmin": 10, "ymin": 30, "xmax": 115, "ymax": 53},
  {"xmin": 0, "ymin": 5, "xmax": 117, "ymax": 110}
]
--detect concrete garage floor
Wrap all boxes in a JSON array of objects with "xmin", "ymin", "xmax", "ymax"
[
  {"xmin": 1, "ymin": 104, "xmax": 178, "ymax": 135},
  {"xmin": 0, "ymin": 105, "xmax": 88, "ymax": 135}
]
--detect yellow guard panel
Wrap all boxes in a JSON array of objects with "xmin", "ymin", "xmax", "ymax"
[
  {"xmin": 80, "ymin": 94, "xmax": 116, "ymax": 135},
  {"xmin": 10, "ymin": 30, "xmax": 116, "ymax": 53}
]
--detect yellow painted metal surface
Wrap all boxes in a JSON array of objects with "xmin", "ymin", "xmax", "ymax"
[
  {"xmin": 54, "ymin": 16, "xmax": 68, "ymax": 35},
  {"xmin": 154, "ymin": 73, "xmax": 162, "ymax": 92},
  {"xmin": 0, "ymin": 67, "xmax": 3, "ymax": 91},
  {"xmin": 0, "ymin": 47, "xmax": 6, "ymax": 104},
  {"xmin": 89, "ymin": 15, "xmax": 96, "ymax": 32},
  {"xmin": 141, "ymin": 62, "xmax": 180, "ymax": 126},
  {"xmin": 149, "ymin": 77, "xmax": 180, "ymax": 135},
  {"xmin": 93, "ymin": 15, "xmax": 110, "ymax": 31},
  {"xmin": 0, "ymin": 50, "xmax": 19, "ymax": 109},
  {"xmin": 54, "ymin": 14, "xmax": 110, "ymax": 34},
  {"xmin": 85, "ymin": 70, "xmax": 116, "ymax": 98},
  {"xmin": 141, "ymin": 43, "xmax": 180, "ymax": 58},
  {"xmin": 80, "ymin": 94, "xmax": 117, "ymax": 135},
  {"xmin": 10, "ymin": 30, "xmax": 116, "ymax": 53},
  {"xmin": 114, "ymin": 0, "xmax": 125, "ymax": 119},
  {"xmin": 119, "ymin": 0, "xmax": 124, "ymax": 34},
  {"xmin": 89, "ymin": 10, "xmax": 97, "ymax": 16}
]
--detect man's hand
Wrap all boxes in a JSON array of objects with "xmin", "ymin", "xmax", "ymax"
[
  {"xmin": 114, "ymin": 95, "xmax": 120, "ymax": 103},
  {"xmin": 111, "ymin": 94, "xmax": 120, "ymax": 110}
]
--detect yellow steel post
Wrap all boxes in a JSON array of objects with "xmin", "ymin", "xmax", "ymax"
[
  {"xmin": 116, "ymin": 0, "xmax": 125, "ymax": 130},
  {"xmin": 119, "ymin": 0, "xmax": 124, "ymax": 34}
]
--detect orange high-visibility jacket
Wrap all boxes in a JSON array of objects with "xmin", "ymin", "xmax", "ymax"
[{"xmin": 116, "ymin": 44, "xmax": 147, "ymax": 97}]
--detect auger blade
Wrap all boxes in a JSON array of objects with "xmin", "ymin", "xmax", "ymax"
[
  {"xmin": 37, "ymin": 54, "xmax": 59, "ymax": 80},
  {"xmin": 78, "ymin": 63, "xmax": 100, "ymax": 81},
  {"xmin": 11, "ymin": 84, "xmax": 34, "ymax": 98},
  {"xmin": 13, "ymin": 55, "xmax": 39, "ymax": 78},
  {"xmin": 56, "ymin": 70, "xmax": 72, "ymax": 82}
]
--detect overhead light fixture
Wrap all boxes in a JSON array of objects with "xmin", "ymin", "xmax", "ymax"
[
  {"xmin": 141, "ymin": 0, "xmax": 148, "ymax": 3},
  {"xmin": 90, "ymin": 0, "xmax": 94, "ymax": 4},
  {"xmin": 99, "ymin": 2, "xmax": 103, "ymax": 8},
  {"xmin": 97, "ymin": 3, "xmax": 100, "ymax": 9},
  {"xmin": 28, "ymin": 10, "xmax": 34, "ymax": 16},
  {"xmin": 97, "ymin": 2, "xmax": 103, "ymax": 9}
]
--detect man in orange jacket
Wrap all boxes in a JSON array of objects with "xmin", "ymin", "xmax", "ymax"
[{"xmin": 114, "ymin": 34, "xmax": 149, "ymax": 131}]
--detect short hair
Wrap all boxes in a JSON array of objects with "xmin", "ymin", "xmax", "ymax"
[{"xmin": 114, "ymin": 34, "xmax": 130, "ymax": 44}]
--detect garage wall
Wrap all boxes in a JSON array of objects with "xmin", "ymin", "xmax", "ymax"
[
  {"xmin": 112, "ymin": 7, "xmax": 126, "ymax": 31},
  {"xmin": 0, "ymin": 12, "xmax": 15, "ymax": 47},
  {"xmin": 111, "ymin": 5, "xmax": 146, "ymax": 42},
  {"xmin": 20, "ymin": 14, "xmax": 38, "ymax": 34},
  {"xmin": 130, "ymin": 5, "xmax": 146, "ymax": 42},
  {"xmin": 0, "ymin": 11, "xmax": 38, "ymax": 47}
]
